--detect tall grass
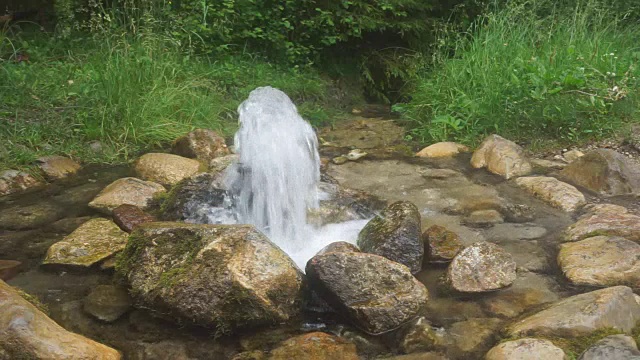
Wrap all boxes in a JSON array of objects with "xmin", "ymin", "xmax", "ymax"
[
  {"xmin": 0, "ymin": 29, "xmax": 335, "ymax": 170},
  {"xmin": 402, "ymin": 0, "xmax": 640, "ymax": 145}
]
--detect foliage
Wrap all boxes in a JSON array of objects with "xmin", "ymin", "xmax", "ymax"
[{"xmin": 401, "ymin": 0, "xmax": 640, "ymax": 145}]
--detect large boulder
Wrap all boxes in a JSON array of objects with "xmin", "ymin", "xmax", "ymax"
[
  {"xmin": 485, "ymin": 338, "xmax": 567, "ymax": 360},
  {"xmin": 36, "ymin": 155, "xmax": 81, "ymax": 180},
  {"xmin": 116, "ymin": 223, "xmax": 304, "ymax": 332},
  {"xmin": 446, "ymin": 242, "xmax": 516, "ymax": 293},
  {"xmin": 0, "ymin": 280, "xmax": 121, "ymax": 359},
  {"xmin": 134, "ymin": 153, "xmax": 202, "ymax": 187},
  {"xmin": 172, "ymin": 129, "xmax": 230, "ymax": 164},
  {"xmin": 563, "ymin": 206, "xmax": 640, "ymax": 243},
  {"xmin": 0, "ymin": 170, "xmax": 42, "ymax": 196},
  {"xmin": 578, "ymin": 334, "xmax": 640, "ymax": 360},
  {"xmin": 470, "ymin": 135, "xmax": 532, "ymax": 179},
  {"xmin": 268, "ymin": 332, "xmax": 359, "ymax": 360},
  {"xmin": 416, "ymin": 142, "xmax": 469, "ymax": 158},
  {"xmin": 89, "ymin": 177, "xmax": 166, "ymax": 215},
  {"xmin": 515, "ymin": 176, "xmax": 586, "ymax": 212},
  {"xmin": 43, "ymin": 218, "xmax": 129, "ymax": 269},
  {"xmin": 357, "ymin": 201, "xmax": 423, "ymax": 273},
  {"xmin": 507, "ymin": 286, "xmax": 640, "ymax": 338},
  {"xmin": 306, "ymin": 251, "xmax": 429, "ymax": 335},
  {"xmin": 558, "ymin": 149, "xmax": 640, "ymax": 196},
  {"xmin": 558, "ymin": 236, "xmax": 640, "ymax": 288}
]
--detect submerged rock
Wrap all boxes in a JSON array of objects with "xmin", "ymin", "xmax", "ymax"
[
  {"xmin": 306, "ymin": 251, "xmax": 429, "ymax": 335},
  {"xmin": 36, "ymin": 155, "xmax": 81, "ymax": 180},
  {"xmin": 578, "ymin": 334, "xmax": 640, "ymax": 360},
  {"xmin": 112, "ymin": 204, "xmax": 156, "ymax": 233},
  {"xmin": 0, "ymin": 280, "xmax": 122, "ymax": 359},
  {"xmin": 515, "ymin": 176, "xmax": 586, "ymax": 212},
  {"xmin": 357, "ymin": 201, "xmax": 423, "ymax": 273},
  {"xmin": 396, "ymin": 316, "xmax": 443, "ymax": 354},
  {"xmin": 268, "ymin": 332, "xmax": 359, "ymax": 360},
  {"xmin": 446, "ymin": 242, "xmax": 516, "ymax": 293},
  {"xmin": 0, "ymin": 260, "xmax": 21, "ymax": 281},
  {"xmin": 461, "ymin": 209, "xmax": 504, "ymax": 228},
  {"xmin": 172, "ymin": 128, "xmax": 229, "ymax": 164},
  {"xmin": 422, "ymin": 225, "xmax": 464, "ymax": 263},
  {"xmin": 0, "ymin": 169, "xmax": 42, "ymax": 196},
  {"xmin": 43, "ymin": 218, "xmax": 128, "ymax": 269},
  {"xmin": 558, "ymin": 236, "xmax": 640, "ymax": 288},
  {"xmin": 134, "ymin": 153, "xmax": 202, "ymax": 187},
  {"xmin": 507, "ymin": 286, "xmax": 640, "ymax": 338},
  {"xmin": 558, "ymin": 149, "xmax": 640, "ymax": 196},
  {"xmin": 117, "ymin": 223, "xmax": 304, "ymax": 332},
  {"xmin": 0, "ymin": 201, "xmax": 64, "ymax": 230},
  {"xmin": 83, "ymin": 285, "xmax": 132, "ymax": 322},
  {"xmin": 89, "ymin": 177, "xmax": 166, "ymax": 215},
  {"xmin": 470, "ymin": 135, "xmax": 532, "ymax": 179},
  {"xmin": 563, "ymin": 207, "xmax": 640, "ymax": 243},
  {"xmin": 445, "ymin": 317, "xmax": 502, "ymax": 359},
  {"xmin": 416, "ymin": 142, "xmax": 468, "ymax": 158},
  {"xmin": 480, "ymin": 273, "xmax": 560, "ymax": 319},
  {"xmin": 485, "ymin": 338, "xmax": 566, "ymax": 360}
]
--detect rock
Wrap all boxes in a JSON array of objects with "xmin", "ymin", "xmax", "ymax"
[
  {"xmin": 346, "ymin": 149, "xmax": 368, "ymax": 161},
  {"xmin": 416, "ymin": 142, "xmax": 469, "ymax": 158},
  {"xmin": 53, "ymin": 182, "xmax": 105, "ymax": 208},
  {"xmin": 563, "ymin": 208, "xmax": 640, "ymax": 243},
  {"xmin": 485, "ymin": 338, "xmax": 566, "ymax": 360},
  {"xmin": 43, "ymin": 218, "xmax": 128, "ymax": 268},
  {"xmin": 396, "ymin": 317, "xmax": 442, "ymax": 354},
  {"xmin": 134, "ymin": 153, "xmax": 202, "ymax": 186},
  {"xmin": 89, "ymin": 177, "xmax": 166, "ymax": 215},
  {"xmin": 0, "ymin": 169, "xmax": 42, "ymax": 196},
  {"xmin": 0, "ymin": 280, "xmax": 122, "ymax": 359},
  {"xmin": 83, "ymin": 285, "xmax": 132, "ymax": 322},
  {"xmin": 88, "ymin": 140, "xmax": 103, "ymax": 153},
  {"xmin": 357, "ymin": 201, "xmax": 423, "ymax": 273},
  {"xmin": 332, "ymin": 156, "xmax": 348, "ymax": 165},
  {"xmin": 507, "ymin": 286, "xmax": 640, "ymax": 338},
  {"xmin": 582, "ymin": 203, "xmax": 628, "ymax": 215},
  {"xmin": 306, "ymin": 251, "xmax": 429, "ymax": 335},
  {"xmin": 117, "ymin": 223, "xmax": 304, "ymax": 332},
  {"xmin": 422, "ymin": 225, "xmax": 463, "ymax": 263},
  {"xmin": 378, "ymin": 354, "xmax": 449, "ymax": 360},
  {"xmin": 268, "ymin": 332, "xmax": 359, "ymax": 360},
  {"xmin": 563, "ymin": 149, "xmax": 585, "ymax": 163},
  {"xmin": 233, "ymin": 351, "xmax": 266, "ymax": 360},
  {"xmin": 36, "ymin": 155, "xmax": 81, "ymax": 180},
  {"xmin": 134, "ymin": 340, "xmax": 194, "ymax": 360},
  {"xmin": 461, "ymin": 210, "xmax": 504, "ymax": 228},
  {"xmin": 445, "ymin": 318, "xmax": 502, "ymax": 359},
  {"xmin": 486, "ymin": 223, "xmax": 548, "ymax": 241},
  {"xmin": 309, "ymin": 182, "xmax": 386, "ymax": 226},
  {"xmin": 0, "ymin": 201, "xmax": 64, "ymax": 230},
  {"xmin": 100, "ymin": 257, "xmax": 117, "ymax": 271},
  {"xmin": 209, "ymin": 154, "xmax": 238, "ymax": 174},
  {"xmin": 316, "ymin": 241, "xmax": 360, "ymax": 255},
  {"xmin": 558, "ymin": 149, "xmax": 640, "ymax": 196},
  {"xmin": 531, "ymin": 159, "xmax": 567, "ymax": 171},
  {"xmin": 501, "ymin": 203, "xmax": 536, "ymax": 223},
  {"xmin": 46, "ymin": 217, "xmax": 91, "ymax": 234},
  {"xmin": 578, "ymin": 334, "xmax": 640, "ymax": 360},
  {"xmin": 446, "ymin": 242, "xmax": 516, "ymax": 293},
  {"xmin": 558, "ymin": 236, "xmax": 640, "ymax": 288},
  {"xmin": 515, "ymin": 176, "xmax": 586, "ymax": 212},
  {"xmin": 0, "ymin": 260, "xmax": 21, "ymax": 281},
  {"xmin": 112, "ymin": 204, "xmax": 156, "ymax": 233},
  {"xmin": 172, "ymin": 128, "xmax": 230, "ymax": 163},
  {"xmin": 470, "ymin": 135, "xmax": 532, "ymax": 179},
  {"xmin": 480, "ymin": 273, "xmax": 560, "ymax": 319},
  {"xmin": 159, "ymin": 172, "xmax": 228, "ymax": 222}
]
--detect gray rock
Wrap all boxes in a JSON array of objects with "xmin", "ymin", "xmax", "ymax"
[
  {"xmin": 578, "ymin": 334, "xmax": 640, "ymax": 360},
  {"xmin": 0, "ymin": 169, "xmax": 42, "ymax": 196},
  {"xmin": 83, "ymin": 285, "xmax": 132, "ymax": 322},
  {"xmin": 357, "ymin": 201, "xmax": 423, "ymax": 273},
  {"xmin": 486, "ymin": 338, "xmax": 566, "ymax": 360},
  {"xmin": 446, "ymin": 242, "xmax": 516, "ymax": 293},
  {"xmin": 306, "ymin": 251, "xmax": 429, "ymax": 335}
]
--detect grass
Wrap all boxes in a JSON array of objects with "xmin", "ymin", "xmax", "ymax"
[
  {"xmin": 401, "ymin": 0, "xmax": 640, "ymax": 146},
  {"xmin": 0, "ymin": 26, "xmax": 342, "ymax": 171}
]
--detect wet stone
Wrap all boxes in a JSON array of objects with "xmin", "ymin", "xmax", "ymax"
[
  {"xmin": 89, "ymin": 177, "xmax": 166, "ymax": 215},
  {"xmin": 445, "ymin": 318, "xmax": 502, "ymax": 359},
  {"xmin": 485, "ymin": 338, "xmax": 566, "ymax": 360},
  {"xmin": 446, "ymin": 242, "xmax": 516, "ymax": 293},
  {"xmin": 480, "ymin": 273, "xmax": 560, "ymax": 319},
  {"xmin": 268, "ymin": 332, "xmax": 359, "ymax": 360},
  {"xmin": 563, "ymin": 208, "xmax": 640, "ymax": 243},
  {"xmin": 172, "ymin": 128, "xmax": 230, "ymax": 164},
  {"xmin": 36, "ymin": 155, "xmax": 81, "ymax": 180},
  {"xmin": 316, "ymin": 241, "xmax": 360, "ymax": 255},
  {"xmin": 486, "ymin": 223, "xmax": 548, "ymax": 241},
  {"xmin": 112, "ymin": 204, "xmax": 156, "ymax": 233},
  {"xmin": 422, "ymin": 225, "xmax": 464, "ymax": 263},
  {"xmin": 134, "ymin": 153, "xmax": 202, "ymax": 187},
  {"xmin": 83, "ymin": 284, "xmax": 132, "ymax": 322},
  {"xmin": 470, "ymin": 134, "xmax": 532, "ymax": 179},
  {"xmin": 515, "ymin": 176, "xmax": 586, "ymax": 213},
  {"xmin": 395, "ymin": 316, "xmax": 443, "ymax": 354},
  {"xmin": 0, "ymin": 169, "xmax": 42, "ymax": 196},
  {"xmin": 0, "ymin": 201, "xmax": 64, "ymax": 230},
  {"xmin": 0, "ymin": 259, "xmax": 21, "ymax": 281},
  {"xmin": 461, "ymin": 210, "xmax": 504, "ymax": 228},
  {"xmin": 578, "ymin": 334, "xmax": 640, "ymax": 360}
]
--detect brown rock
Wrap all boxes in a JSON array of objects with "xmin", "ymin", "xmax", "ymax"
[
  {"xmin": 470, "ymin": 135, "xmax": 532, "ymax": 179},
  {"xmin": 0, "ymin": 170, "xmax": 42, "ymax": 196},
  {"xmin": 446, "ymin": 242, "xmax": 516, "ymax": 293},
  {"xmin": 83, "ymin": 285, "xmax": 132, "ymax": 322},
  {"xmin": 422, "ymin": 225, "xmax": 463, "ymax": 263},
  {"xmin": 563, "ymin": 149, "xmax": 585, "ymax": 163},
  {"xmin": 416, "ymin": 142, "xmax": 469, "ymax": 158},
  {"xmin": 0, "ymin": 280, "xmax": 121, "ymax": 359},
  {"xmin": 515, "ymin": 176, "xmax": 586, "ymax": 212},
  {"xmin": 89, "ymin": 177, "xmax": 166, "ymax": 215},
  {"xmin": 172, "ymin": 129, "xmax": 230, "ymax": 163},
  {"xmin": 209, "ymin": 154, "xmax": 238, "ymax": 175},
  {"xmin": 461, "ymin": 209, "xmax": 504, "ymax": 228},
  {"xmin": 112, "ymin": 204, "xmax": 156, "ymax": 233},
  {"xmin": 396, "ymin": 317, "xmax": 443, "ymax": 354},
  {"xmin": 446, "ymin": 318, "xmax": 502, "ymax": 359},
  {"xmin": 36, "ymin": 155, "xmax": 81, "ymax": 180},
  {"xmin": 134, "ymin": 153, "xmax": 202, "ymax": 186},
  {"xmin": 268, "ymin": 332, "xmax": 359, "ymax": 360},
  {"xmin": 0, "ymin": 260, "xmax": 21, "ymax": 281},
  {"xmin": 485, "ymin": 338, "xmax": 567, "ymax": 360}
]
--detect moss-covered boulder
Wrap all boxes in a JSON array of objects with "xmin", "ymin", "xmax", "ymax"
[
  {"xmin": 306, "ymin": 251, "xmax": 429, "ymax": 335},
  {"xmin": 116, "ymin": 222, "xmax": 304, "ymax": 333},
  {"xmin": 357, "ymin": 201, "xmax": 423, "ymax": 273}
]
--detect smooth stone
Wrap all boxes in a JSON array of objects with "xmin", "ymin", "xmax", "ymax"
[
  {"xmin": 36, "ymin": 155, "xmax": 81, "ymax": 180},
  {"xmin": 445, "ymin": 318, "xmax": 502, "ymax": 359},
  {"xmin": 268, "ymin": 332, "xmax": 359, "ymax": 360},
  {"xmin": 515, "ymin": 176, "xmax": 586, "ymax": 212},
  {"xmin": 306, "ymin": 251, "xmax": 429, "ymax": 335},
  {"xmin": 0, "ymin": 201, "xmax": 64, "ymax": 230},
  {"xmin": 470, "ymin": 135, "xmax": 532, "ymax": 179},
  {"xmin": 346, "ymin": 149, "xmax": 368, "ymax": 161},
  {"xmin": 446, "ymin": 242, "xmax": 516, "ymax": 293},
  {"xmin": 563, "ymin": 149, "xmax": 585, "ymax": 163},
  {"xmin": 42, "ymin": 218, "xmax": 128, "ymax": 268},
  {"xmin": 0, "ymin": 280, "xmax": 122, "ymax": 359},
  {"xmin": 0, "ymin": 169, "xmax": 42, "ymax": 196},
  {"xmin": 117, "ymin": 223, "xmax": 304, "ymax": 332},
  {"xmin": 0, "ymin": 260, "xmax": 21, "ymax": 281},
  {"xmin": 134, "ymin": 153, "xmax": 202, "ymax": 186},
  {"xmin": 422, "ymin": 225, "xmax": 464, "ymax": 263},
  {"xmin": 316, "ymin": 241, "xmax": 360, "ymax": 255},
  {"xmin": 531, "ymin": 159, "xmax": 567, "ymax": 171},
  {"xmin": 83, "ymin": 285, "xmax": 132, "ymax": 322},
  {"xmin": 416, "ymin": 142, "xmax": 469, "ymax": 158},
  {"xmin": 172, "ymin": 128, "xmax": 230, "ymax": 163},
  {"xmin": 332, "ymin": 156, "xmax": 349, "ymax": 165},
  {"xmin": 485, "ymin": 338, "xmax": 566, "ymax": 360},
  {"xmin": 358, "ymin": 201, "xmax": 423, "ymax": 273},
  {"xmin": 461, "ymin": 210, "xmax": 504, "ymax": 228},
  {"xmin": 563, "ymin": 209, "xmax": 640, "ymax": 243},
  {"xmin": 112, "ymin": 204, "xmax": 156, "ymax": 233},
  {"xmin": 558, "ymin": 236, "xmax": 640, "ymax": 288},
  {"xmin": 578, "ymin": 334, "xmax": 640, "ymax": 360},
  {"xmin": 89, "ymin": 177, "xmax": 166, "ymax": 215},
  {"xmin": 507, "ymin": 286, "xmax": 640, "ymax": 338},
  {"xmin": 558, "ymin": 149, "xmax": 640, "ymax": 196}
]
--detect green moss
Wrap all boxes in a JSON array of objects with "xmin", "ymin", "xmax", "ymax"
[
  {"xmin": 114, "ymin": 231, "xmax": 148, "ymax": 279},
  {"xmin": 15, "ymin": 288, "xmax": 49, "ymax": 315}
]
